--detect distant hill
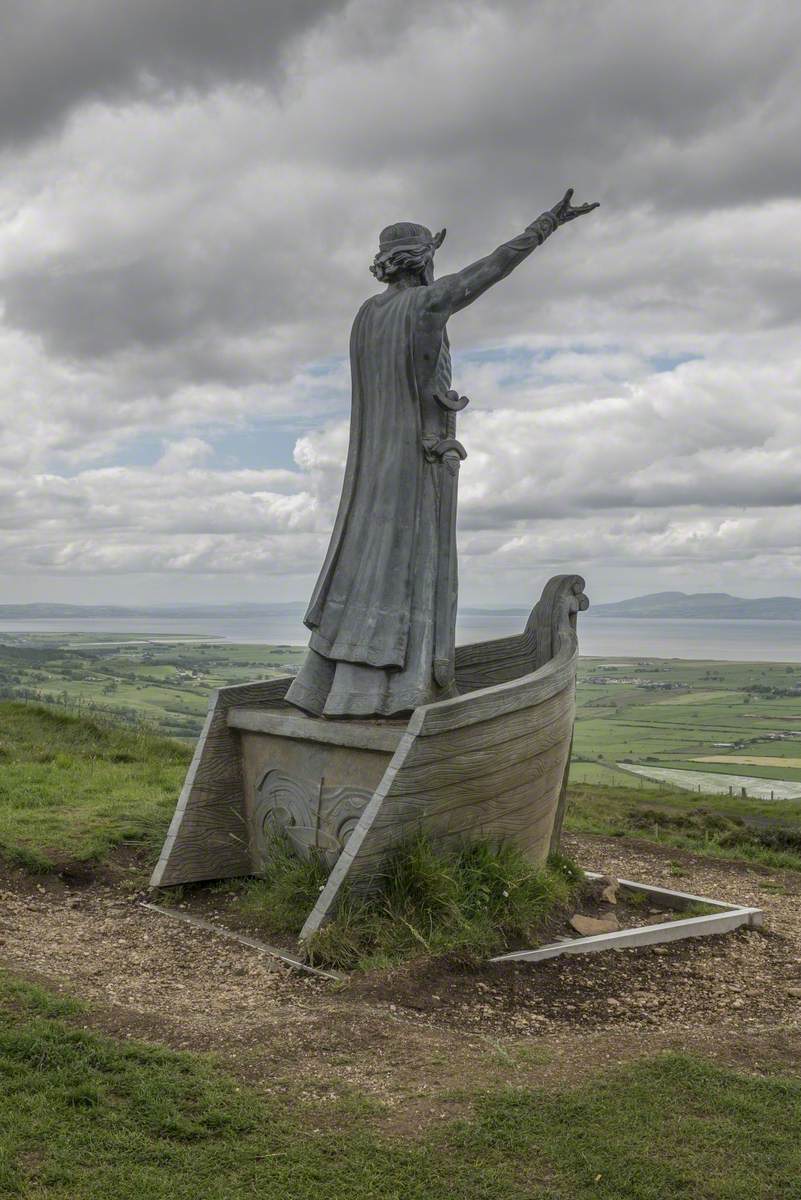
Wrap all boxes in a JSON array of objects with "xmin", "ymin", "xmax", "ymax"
[
  {"xmin": 3, "ymin": 595, "xmax": 800, "ymax": 621},
  {"xmin": 0, "ymin": 602, "xmax": 528, "ymax": 620},
  {"xmin": 591, "ymin": 592, "xmax": 801, "ymax": 620},
  {"xmin": 0, "ymin": 602, "xmax": 306, "ymax": 619}
]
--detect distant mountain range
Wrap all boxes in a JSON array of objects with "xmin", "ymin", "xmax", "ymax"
[
  {"xmin": 591, "ymin": 592, "xmax": 801, "ymax": 620},
  {"xmin": 0, "ymin": 602, "xmax": 307, "ymax": 619},
  {"xmin": 1, "ymin": 593, "xmax": 800, "ymax": 621},
  {"xmin": 0, "ymin": 602, "xmax": 529, "ymax": 619}
]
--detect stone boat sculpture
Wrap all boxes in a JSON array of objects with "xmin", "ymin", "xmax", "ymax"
[{"xmin": 151, "ymin": 574, "xmax": 588, "ymax": 938}]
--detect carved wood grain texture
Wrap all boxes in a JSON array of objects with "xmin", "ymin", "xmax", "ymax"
[
  {"xmin": 410, "ymin": 637, "xmax": 577, "ymax": 738},
  {"xmin": 226, "ymin": 706, "xmax": 405, "ymax": 752},
  {"xmin": 387, "ymin": 705, "xmax": 574, "ymax": 797},
  {"xmin": 454, "ymin": 630, "xmax": 535, "ymax": 692},
  {"xmin": 150, "ymin": 677, "xmax": 292, "ymax": 887},
  {"xmin": 396, "ymin": 685, "xmax": 576, "ymax": 771},
  {"xmin": 354, "ymin": 742, "xmax": 570, "ymax": 856},
  {"xmin": 548, "ymin": 730, "xmax": 574, "ymax": 856},
  {"xmin": 300, "ymin": 575, "xmax": 586, "ymax": 939}
]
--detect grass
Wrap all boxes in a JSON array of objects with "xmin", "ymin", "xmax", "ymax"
[
  {"xmin": 565, "ymin": 782, "xmax": 801, "ymax": 872},
  {"xmin": 3, "ymin": 695, "xmax": 800, "ymax": 884},
  {"xmin": 0, "ymin": 701, "xmax": 190, "ymax": 870},
  {"xmin": 236, "ymin": 834, "xmax": 583, "ymax": 971},
  {"xmin": 2, "ymin": 970, "xmax": 801, "ymax": 1199},
  {"xmin": 235, "ymin": 833, "xmax": 331, "ymax": 932}
]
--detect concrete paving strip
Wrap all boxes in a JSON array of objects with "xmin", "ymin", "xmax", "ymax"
[
  {"xmin": 140, "ymin": 902, "xmax": 345, "ymax": 981},
  {"xmin": 144, "ymin": 872, "xmax": 765, "ymax": 977},
  {"xmin": 490, "ymin": 872, "xmax": 764, "ymax": 965}
]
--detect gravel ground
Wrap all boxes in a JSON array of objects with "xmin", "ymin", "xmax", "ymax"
[{"xmin": 2, "ymin": 834, "xmax": 800, "ymax": 1122}]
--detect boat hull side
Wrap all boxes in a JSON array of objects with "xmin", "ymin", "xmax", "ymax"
[
  {"xmin": 300, "ymin": 576, "xmax": 587, "ymax": 939},
  {"xmin": 150, "ymin": 677, "xmax": 292, "ymax": 888}
]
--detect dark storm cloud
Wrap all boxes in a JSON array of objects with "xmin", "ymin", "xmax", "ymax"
[
  {"xmin": 2, "ymin": 244, "xmax": 329, "ymax": 360},
  {"xmin": 0, "ymin": 0, "xmax": 347, "ymax": 147},
  {"xmin": 314, "ymin": 1, "xmax": 801, "ymax": 211},
  {"xmin": 3, "ymin": 0, "xmax": 800, "ymax": 376},
  {"xmin": 2, "ymin": 0, "xmax": 801, "ymax": 600}
]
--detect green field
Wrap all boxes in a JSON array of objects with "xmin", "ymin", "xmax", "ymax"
[
  {"xmin": 2, "ymin": 636, "xmax": 800, "ymax": 796},
  {"xmin": 573, "ymin": 657, "xmax": 801, "ymax": 794},
  {"xmin": 0, "ymin": 635, "xmax": 305, "ymax": 740},
  {"xmin": 0, "ymin": 701, "xmax": 190, "ymax": 871}
]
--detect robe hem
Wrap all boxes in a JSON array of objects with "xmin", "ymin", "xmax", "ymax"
[
  {"xmin": 307, "ymin": 628, "xmax": 407, "ymax": 670},
  {"xmin": 286, "ymin": 669, "xmax": 457, "ymax": 719}
]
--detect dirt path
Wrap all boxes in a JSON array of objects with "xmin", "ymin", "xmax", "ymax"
[{"xmin": 2, "ymin": 834, "xmax": 801, "ymax": 1128}]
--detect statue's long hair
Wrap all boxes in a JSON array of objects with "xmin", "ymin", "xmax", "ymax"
[
  {"xmin": 370, "ymin": 223, "xmax": 445, "ymax": 282},
  {"xmin": 370, "ymin": 244, "xmax": 434, "ymax": 283}
]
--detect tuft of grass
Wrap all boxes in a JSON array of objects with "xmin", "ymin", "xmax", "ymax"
[
  {"xmin": 237, "ymin": 835, "xmax": 330, "ymax": 934},
  {"xmin": 239, "ymin": 834, "xmax": 582, "ymax": 971},
  {"xmin": 0, "ymin": 974, "xmax": 86, "ymax": 1020},
  {"xmin": 0, "ymin": 700, "xmax": 190, "ymax": 870},
  {"xmin": 2, "ymin": 969, "xmax": 801, "ymax": 1199},
  {"xmin": 566, "ymin": 783, "xmax": 801, "ymax": 873}
]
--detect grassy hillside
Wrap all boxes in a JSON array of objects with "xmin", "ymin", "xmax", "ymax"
[
  {"xmin": 565, "ymin": 782, "xmax": 801, "ymax": 872},
  {"xmin": 0, "ymin": 635, "xmax": 304, "ymax": 740},
  {"xmin": 0, "ymin": 701, "xmax": 190, "ymax": 871},
  {"xmin": 2, "ymin": 698, "xmax": 801, "ymax": 878}
]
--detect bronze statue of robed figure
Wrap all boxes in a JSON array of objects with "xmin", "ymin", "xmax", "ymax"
[
  {"xmin": 287, "ymin": 189, "xmax": 598, "ymax": 719},
  {"xmin": 152, "ymin": 193, "xmax": 596, "ymax": 917}
]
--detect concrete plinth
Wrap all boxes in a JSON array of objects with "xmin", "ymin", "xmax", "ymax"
[{"xmin": 227, "ymin": 705, "xmax": 406, "ymax": 870}]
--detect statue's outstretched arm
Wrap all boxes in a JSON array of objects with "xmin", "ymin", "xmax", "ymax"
[{"xmin": 423, "ymin": 189, "xmax": 599, "ymax": 322}]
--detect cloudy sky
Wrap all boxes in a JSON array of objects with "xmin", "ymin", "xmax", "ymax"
[{"xmin": 1, "ymin": 0, "xmax": 800, "ymax": 608}]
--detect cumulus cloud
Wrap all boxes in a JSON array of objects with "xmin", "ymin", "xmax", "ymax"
[{"xmin": 1, "ymin": 0, "xmax": 800, "ymax": 604}]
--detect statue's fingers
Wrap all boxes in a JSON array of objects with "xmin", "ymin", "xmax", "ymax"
[{"xmin": 563, "ymin": 187, "xmax": 574, "ymax": 205}]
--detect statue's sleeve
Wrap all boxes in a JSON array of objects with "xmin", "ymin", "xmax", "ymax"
[
  {"xmin": 501, "ymin": 211, "xmax": 559, "ymax": 256},
  {"xmin": 424, "ymin": 211, "xmax": 560, "ymax": 317}
]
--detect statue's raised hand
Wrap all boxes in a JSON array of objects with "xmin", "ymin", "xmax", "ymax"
[{"xmin": 549, "ymin": 188, "xmax": 599, "ymax": 225}]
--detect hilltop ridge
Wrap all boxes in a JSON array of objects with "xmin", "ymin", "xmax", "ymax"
[{"xmin": 591, "ymin": 592, "xmax": 801, "ymax": 620}]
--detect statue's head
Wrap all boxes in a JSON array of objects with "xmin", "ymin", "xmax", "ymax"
[{"xmin": 370, "ymin": 222, "xmax": 446, "ymax": 285}]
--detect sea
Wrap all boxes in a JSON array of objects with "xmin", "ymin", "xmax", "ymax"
[{"xmin": 1, "ymin": 612, "xmax": 800, "ymax": 662}]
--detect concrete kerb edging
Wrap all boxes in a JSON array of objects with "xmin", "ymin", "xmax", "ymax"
[
  {"xmin": 489, "ymin": 871, "xmax": 764, "ymax": 965},
  {"xmin": 140, "ymin": 902, "xmax": 346, "ymax": 981},
  {"xmin": 143, "ymin": 871, "xmax": 764, "ymax": 980}
]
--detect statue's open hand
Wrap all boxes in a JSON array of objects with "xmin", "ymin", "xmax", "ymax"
[{"xmin": 550, "ymin": 188, "xmax": 599, "ymax": 225}]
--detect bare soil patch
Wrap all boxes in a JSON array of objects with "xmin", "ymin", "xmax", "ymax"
[{"xmin": 3, "ymin": 833, "xmax": 801, "ymax": 1132}]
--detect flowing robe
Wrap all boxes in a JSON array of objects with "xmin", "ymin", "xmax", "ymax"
[{"xmin": 286, "ymin": 286, "xmax": 456, "ymax": 717}]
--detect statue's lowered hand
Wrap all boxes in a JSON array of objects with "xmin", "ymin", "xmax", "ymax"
[{"xmin": 549, "ymin": 188, "xmax": 600, "ymax": 225}]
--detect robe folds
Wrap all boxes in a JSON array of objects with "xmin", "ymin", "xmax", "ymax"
[{"xmin": 285, "ymin": 286, "xmax": 457, "ymax": 718}]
